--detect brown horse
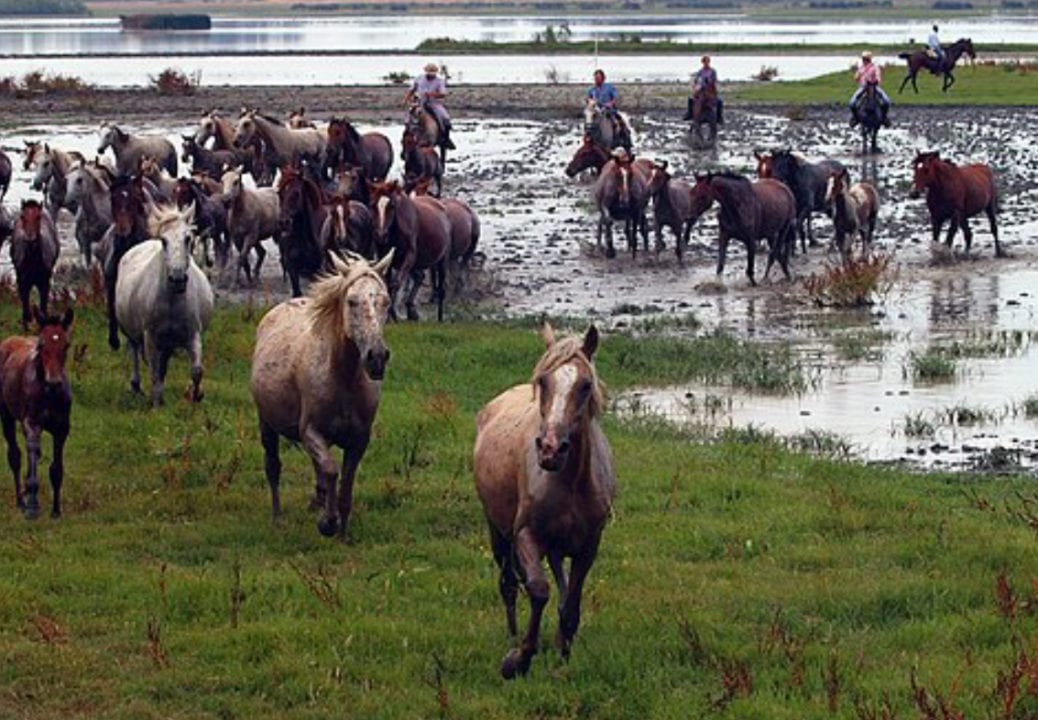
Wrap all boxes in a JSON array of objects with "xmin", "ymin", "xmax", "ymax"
[
  {"xmin": 98, "ymin": 176, "xmax": 149, "ymax": 349},
  {"xmin": 690, "ymin": 86, "xmax": 719, "ymax": 148},
  {"xmin": 277, "ymin": 167, "xmax": 331, "ymax": 297},
  {"xmin": 474, "ymin": 322, "xmax": 616, "ymax": 679},
  {"xmin": 688, "ymin": 172, "xmax": 797, "ymax": 285},
  {"xmin": 322, "ymin": 196, "xmax": 375, "ymax": 258},
  {"xmin": 408, "ymin": 185, "xmax": 481, "ymax": 294},
  {"xmin": 9, "ymin": 201, "xmax": 60, "ymax": 331},
  {"xmin": 646, "ymin": 160, "xmax": 695, "ymax": 260},
  {"xmin": 0, "ymin": 149, "xmax": 11, "ymax": 202},
  {"xmin": 898, "ymin": 38, "xmax": 976, "ymax": 94},
  {"xmin": 565, "ymin": 135, "xmax": 611, "ymax": 178},
  {"xmin": 326, "ymin": 117, "xmax": 393, "ymax": 182},
  {"xmin": 909, "ymin": 151, "xmax": 1002, "ymax": 258},
  {"xmin": 0, "ymin": 306, "xmax": 74, "ymax": 520},
  {"xmin": 173, "ymin": 176, "xmax": 229, "ymax": 269},
  {"xmin": 592, "ymin": 154, "xmax": 651, "ymax": 258},
  {"xmin": 826, "ymin": 171, "xmax": 879, "ymax": 263},
  {"xmin": 251, "ymin": 251, "xmax": 394, "ymax": 538},
  {"xmin": 369, "ymin": 180, "xmax": 451, "ymax": 321},
  {"xmin": 401, "ymin": 128, "xmax": 443, "ymax": 198}
]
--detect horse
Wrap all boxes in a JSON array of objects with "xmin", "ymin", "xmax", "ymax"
[
  {"xmin": 331, "ymin": 165, "xmax": 370, "ymax": 205},
  {"xmin": 474, "ymin": 322, "xmax": 616, "ymax": 679},
  {"xmin": 137, "ymin": 155, "xmax": 177, "ymax": 203},
  {"xmin": 690, "ymin": 88, "xmax": 719, "ymax": 148},
  {"xmin": 180, "ymin": 134, "xmax": 237, "ymax": 180},
  {"xmin": 591, "ymin": 154, "xmax": 651, "ymax": 259},
  {"xmin": 401, "ymin": 128, "xmax": 443, "ymax": 198},
  {"xmin": 909, "ymin": 151, "xmax": 1002, "ymax": 258},
  {"xmin": 687, "ymin": 172, "xmax": 797, "ymax": 286},
  {"xmin": 26, "ymin": 143, "xmax": 84, "ymax": 218},
  {"xmin": 277, "ymin": 167, "xmax": 331, "ymax": 298},
  {"xmin": 583, "ymin": 99, "xmax": 630, "ymax": 152},
  {"xmin": 195, "ymin": 109, "xmax": 276, "ymax": 187},
  {"xmin": 235, "ymin": 108, "xmax": 326, "ymax": 170},
  {"xmin": 755, "ymin": 150, "xmax": 846, "ymax": 254},
  {"xmin": 251, "ymin": 250, "xmax": 394, "ymax": 538},
  {"xmin": 286, "ymin": 106, "xmax": 316, "ymax": 129},
  {"xmin": 825, "ymin": 171, "xmax": 879, "ymax": 263},
  {"xmin": 98, "ymin": 122, "xmax": 177, "ymax": 178},
  {"xmin": 321, "ymin": 195, "xmax": 375, "ymax": 258},
  {"xmin": 646, "ymin": 160, "xmax": 695, "ymax": 260},
  {"xmin": 853, "ymin": 84, "xmax": 884, "ymax": 155},
  {"xmin": 565, "ymin": 135, "xmax": 611, "ymax": 178},
  {"xmin": 173, "ymin": 177, "xmax": 228, "ymax": 269},
  {"xmin": 9, "ymin": 201, "xmax": 59, "ymax": 330},
  {"xmin": 0, "ymin": 306, "xmax": 74, "ymax": 520},
  {"xmin": 98, "ymin": 175, "xmax": 150, "ymax": 350},
  {"xmin": 408, "ymin": 190, "xmax": 480, "ymax": 294},
  {"xmin": 65, "ymin": 159, "xmax": 113, "ymax": 267},
  {"xmin": 0, "ymin": 150, "xmax": 10, "ymax": 202},
  {"xmin": 220, "ymin": 166, "xmax": 280, "ymax": 285},
  {"xmin": 326, "ymin": 117, "xmax": 393, "ymax": 182},
  {"xmin": 190, "ymin": 170, "xmax": 224, "ymax": 197},
  {"xmin": 405, "ymin": 99, "xmax": 449, "ymax": 165},
  {"xmin": 898, "ymin": 37, "xmax": 976, "ymax": 94},
  {"xmin": 115, "ymin": 203, "xmax": 214, "ymax": 407},
  {"xmin": 369, "ymin": 180, "xmax": 451, "ymax": 321}
]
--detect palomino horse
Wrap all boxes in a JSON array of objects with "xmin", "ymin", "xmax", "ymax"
[
  {"xmin": 65, "ymin": 159, "xmax": 113, "ymax": 266},
  {"xmin": 26, "ymin": 143, "xmax": 84, "ymax": 217},
  {"xmin": 277, "ymin": 167, "xmax": 331, "ymax": 297},
  {"xmin": 592, "ymin": 154, "xmax": 651, "ymax": 258},
  {"xmin": 100, "ymin": 175, "xmax": 150, "ymax": 349},
  {"xmin": 756, "ymin": 150, "xmax": 846, "ymax": 254},
  {"xmin": 0, "ymin": 150, "xmax": 10, "ymax": 201},
  {"xmin": 10, "ymin": 201, "xmax": 59, "ymax": 330},
  {"xmin": 646, "ymin": 160, "xmax": 695, "ymax": 260},
  {"xmin": 326, "ymin": 117, "xmax": 393, "ymax": 182},
  {"xmin": 251, "ymin": 250, "xmax": 394, "ymax": 538},
  {"xmin": 405, "ymin": 99, "xmax": 449, "ymax": 165},
  {"xmin": 565, "ymin": 135, "xmax": 611, "ymax": 178},
  {"xmin": 369, "ymin": 180, "xmax": 451, "ymax": 321},
  {"xmin": 583, "ymin": 99, "xmax": 631, "ymax": 152},
  {"xmin": 234, "ymin": 108, "xmax": 326, "ymax": 170},
  {"xmin": 0, "ymin": 307, "xmax": 74, "ymax": 520},
  {"xmin": 321, "ymin": 196, "xmax": 375, "ymax": 258},
  {"xmin": 899, "ymin": 37, "xmax": 976, "ymax": 94},
  {"xmin": 180, "ymin": 134, "xmax": 237, "ymax": 180},
  {"xmin": 194, "ymin": 109, "xmax": 275, "ymax": 186},
  {"xmin": 173, "ymin": 177, "xmax": 228, "ymax": 269},
  {"xmin": 826, "ymin": 171, "xmax": 879, "ymax": 263},
  {"xmin": 220, "ymin": 166, "xmax": 280, "ymax": 284},
  {"xmin": 98, "ymin": 122, "xmax": 177, "ymax": 178},
  {"xmin": 853, "ymin": 84, "xmax": 885, "ymax": 155},
  {"xmin": 401, "ymin": 127, "xmax": 443, "ymax": 198},
  {"xmin": 690, "ymin": 88, "xmax": 719, "ymax": 148},
  {"xmin": 688, "ymin": 172, "xmax": 797, "ymax": 285},
  {"xmin": 474, "ymin": 322, "xmax": 616, "ymax": 679},
  {"xmin": 286, "ymin": 107, "xmax": 316, "ymax": 129},
  {"xmin": 115, "ymin": 203, "xmax": 214, "ymax": 407},
  {"xmin": 909, "ymin": 151, "xmax": 1003, "ymax": 258}
]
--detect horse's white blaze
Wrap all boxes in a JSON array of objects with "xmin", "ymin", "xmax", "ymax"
[
  {"xmin": 621, "ymin": 167, "xmax": 630, "ymax": 197},
  {"xmin": 334, "ymin": 205, "xmax": 347, "ymax": 239},
  {"xmin": 547, "ymin": 364, "xmax": 578, "ymax": 426},
  {"xmin": 825, "ymin": 175, "xmax": 837, "ymax": 202},
  {"xmin": 376, "ymin": 196, "xmax": 390, "ymax": 233}
]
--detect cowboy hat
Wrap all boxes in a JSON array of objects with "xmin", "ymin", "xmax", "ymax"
[
  {"xmin": 861, "ymin": 50, "xmax": 873, "ymax": 60},
  {"xmin": 424, "ymin": 62, "xmax": 439, "ymax": 73}
]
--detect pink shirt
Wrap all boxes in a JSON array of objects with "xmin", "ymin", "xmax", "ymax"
[{"xmin": 855, "ymin": 63, "xmax": 882, "ymax": 86}]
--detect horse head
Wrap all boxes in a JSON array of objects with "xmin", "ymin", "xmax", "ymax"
[
  {"xmin": 172, "ymin": 177, "xmax": 195, "ymax": 210},
  {"xmin": 233, "ymin": 110, "xmax": 258, "ymax": 149},
  {"xmin": 369, "ymin": 181, "xmax": 405, "ymax": 248},
  {"xmin": 689, "ymin": 173, "xmax": 718, "ymax": 220},
  {"xmin": 276, "ymin": 167, "xmax": 307, "ymax": 234},
  {"xmin": 583, "ymin": 97, "xmax": 598, "ymax": 127},
  {"xmin": 611, "ymin": 155, "xmax": 634, "ymax": 210},
  {"xmin": 195, "ymin": 111, "xmax": 219, "ymax": 145},
  {"xmin": 753, "ymin": 150, "xmax": 774, "ymax": 179},
  {"xmin": 646, "ymin": 160, "xmax": 670, "ymax": 195},
  {"xmin": 22, "ymin": 140, "xmax": 43, "ymax": 171},
  {"xmin": 147, "ymin": 202, "xmax": 196, "ymax": 294},
  {"xmin": 180, "ymin": 134, "xmax": 198, "ymax": 163},
  {"xmin": 18, "ymin": 199, "xmax": 44, "ymax": 240},
  {"xmin": 110, "ymin": 175, "xmax": 145, "ymax": 235},
  {"xmin": 98, "ymin": 122, "xmax": 124, "ymax": 154},
  {"xmin": 531, "ymin": 322, "xmax": 602, "ymax": 472},
  {"xmin": 286, "ymin": 106, "xmax": 312, "ymax": 129},
  {"xmin": 32, "ymin": 305, "xmax": 74, "ymax": 387},
  {"xmin": 565, "ymin": 135, "xmax": 608, "ymax": 178},
  {"xmin": 825, "ymin": 169, "xmax": 848, "ymax": 205},
  {"xmin": 31, "ymin": 148, "xmax": 55, "ymax": 191},
  {"xmin": 220, "ymin": 166, "xmax": 246, "ymax": 207},
  {"xmin": 910, "ymin": 151, "xmax": 942, "ymax": 199}
]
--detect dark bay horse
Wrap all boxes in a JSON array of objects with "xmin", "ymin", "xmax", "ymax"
[
  {"xmin": 592, "ymin": 154, "xmax": 651, "ymax": 259},
  {"xmin": 0, "ymin": 150, "xmax": 11, "ymax": 201},
  {"xmin": 173, "ymin": 177, "xmax": 228, "ymax": 269},
  {"xmin": 322, "ymin": 196, "xmax": 375, "ymax": 258},
  {"xmin": 756, "ymin": 150, "xmax": 845, "ymax": 254},
  {"xmin": 688, "ymin": 172, "xmax": 796, "ymax": 285},
  {"xmin": 405, "ymin": 100, "xmax": 449, "ymax": 165},
  {"xmin": 10, "ymin": 201, "xmax": 60, "ymax": 330},
  {"xmin": 369, "ymin": 180, "xmax": 451, "ymax": 321},
  {"xmin": 853, "ymin": 84, "xmax": 884, "ymax": 155},
  {"xmin": 899, "ymin": 38, "xmax": 976, "ymax": 93},
  {"xmin": 474, "ymin": 323, "xmax": 616, "ymax": 679},
  {"xmin": 646, "ymin": 160, "xmax": 695, "ymax": 260},
  {"xmin": 401, "ymin": 128, "xmax": 443, "ymax": 198},
  {"xmin": 326, "ymin": 117, "xmax": 393, "ymax": 182},
  {"xmin": 100, "ymin": 176, "xmax": 149, "ymax": 349},
  {"xmin": 277, "ymin": 167, "xmax": 331, "ymax": 297},
  {"xmin": 909, "ymin": 151, "xmax": 1002, "ymax": 258},
  {"xmin": 0, "ymin": 307, "xmax": 74, "ymax": 520},
  {"xmin": 565, "ymin": 136, "xmax": 611, "ymax": 178},
  {"xmin": 180, "ymin": 135, "xmax": 237, "ymax": 180},
  {"xmin": 690, "ymin": 88, "xmax": 719, "ymax": 148}
]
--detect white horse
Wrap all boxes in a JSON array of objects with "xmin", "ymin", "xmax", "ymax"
[
  {"xmin": 65, "ymin": 159, "xmax": 113, "ymax": 266},
  {"xmin": 115, "ymin": 202, "xmax": 213, "ymax": 408},
  {"xmin": 583, "ymin": 99, "xmax": 632, "ymax": 152},
  {"xmin": 221, "ymin": 166, "xmax": 279, "ymax": 285},
  {"xmin": 233, "ymin": 108, "xmax": 326, "ymax": 168},
  {"xmin": 98, "ymin": 122, "xmax": 177, "ymax": 178}
]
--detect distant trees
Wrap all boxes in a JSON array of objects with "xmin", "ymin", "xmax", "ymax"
[{"xmin": 0, "ymin": 0, "xmax": 88, "ymax": 14}]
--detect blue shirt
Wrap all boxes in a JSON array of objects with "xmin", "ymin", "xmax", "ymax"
[
  {"xmin": 587, "ymin": 82, "xmax": 618, "ymax": 108},
  {"xmin": 694, "ymin": 66, "xmax": 718, "ymax": 92}
]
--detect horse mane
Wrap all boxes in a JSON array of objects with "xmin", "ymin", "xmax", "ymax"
[
  {"xmin": 147, "ymin": 203, "xmax": 186, "ymax": 236},
  {"xmin": 257, "ymin": 112, "xmax": 284, "ymax": 126},
  {"xmin": 307, "ymin": 254, "xmax": 387, "ymax": 342},
  {"xmin": 707, "ymin": 170, "xmax": 751, "ymax": 185},
  {"xmin": 530, "ymin": 335, "xmax": 605, "ymax": 419}
]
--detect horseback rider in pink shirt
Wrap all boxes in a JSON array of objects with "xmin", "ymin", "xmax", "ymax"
[{"xmin": 849, "ymin": 51, "xmax": 891, "ymax": 128}]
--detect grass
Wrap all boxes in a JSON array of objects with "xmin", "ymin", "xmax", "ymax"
[
  {"xmin": 1024, "ymin": 395, "xmax": 1038, "ymax": 419},
  {"xmin": 907, "ymin": 350, "xmax": 957, "ymax": 383},
  {"xmin": 6, "ymin": 291, "xmax": 1038, "ymax": 718},
  {"xmin": 735, "ymin": 62, "xmax": 1038, "ymax": 106},
  {"xmin": 830, "ymin": 329, "xmax": 890, "ymax": 362}
]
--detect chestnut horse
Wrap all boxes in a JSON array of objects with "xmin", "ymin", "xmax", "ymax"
[
  {"xmin": 474, "ymin": 323, "xmax": 616, "ymax": 679},
  {"xmin": 0, "ymin": 307, "xmax": 74, "ymax": 520},
  {"xmin": 9, "ymin": 201, "xmax": 60, "ymax": 330},
  {"xmin": 326, "ymin": 117, "xmax": 393, "ymax": 182},
  {"xmin": 408, "ymin": 183, "xmax": 481, "ymax": 294},
  {"xmin": 0, "ymin": 149, "xmax": 10, "ymax": 201},
  {"xmin": 688, "ymin": 172, "xmax": 797, "ymax": 285},
  {"xmin": 369, "ymin": 181, "xmax": 451, "ymax": 321},
  {"xmin": 909, "ymin": 151, "xmax": 1002, "ymax": 258},
  {"xmin": 401, "ymin": 128, "xmax": 443, "ymax": 198},
  {"xmin": 565, "ymin": 135, "xmax": 611, "ymax": 178},
  {"xmin": 322, "ymin": 196, "xmax": 375, "ymax": 258}
]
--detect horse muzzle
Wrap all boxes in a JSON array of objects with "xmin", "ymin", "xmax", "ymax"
[
  {"xmin": 535, "ymin": 429, "xmax": 570, "ymax": 472},
  {"xmin": 364, "ymin": 347, "xmax": 390, "ymax": 381},
  {"xmin": 30, "ymin": 179, "xmax": 43, "ymax": 191},
  {"xmin": 908, "ymin": 187, "xmax": 922, "ymax": 200},
  {"xmin": 168, "ymin": 273, "xmax": 188, "ymax": 294}
]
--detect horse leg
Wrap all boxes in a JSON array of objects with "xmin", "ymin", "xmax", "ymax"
[
  {"xmin": 434, "ymin": 259, "xmax": 447, "ymax": 323},
  {"xmin": 746, "ymin": 240, "xmax": 758, "ymax": 287},
  {"xmin": 490, "ymin": 524, "xmax": 519, "ymax": 638},
  {"xmin": 259, "ymin": 420, "xmax": 282, "ymax": 520},
  {"xmin": 944, "ymin": 216, "xmax": 959, "ymax": 252},
  {"xmin": 49, "ymin": 426, "xmax": 66, "ymax": 518},
  {"xmin": 289, "ymin": 268, "xmax": 303, "ymax": 299},
  {"xmin": 146, "ymin": 336, "xmax": 167, "ymax": 408},
  {"xmin": 405, "ymin": 269, "xmax": 424, "ymax": 322},
  {"xmin": 188, "ymin": 332, "xmax": 205, "ymax": 403},
  {"xmin": 253, "ymin": 241, "xmax": 267, "ymax": 282},
  {"xmin": 501, "ymin": 528, "xmax": 548, "ymax": 680},
  {"xmin": 21, "ymin": 421, "xmax": 41, "ymax": 520},
  {"xmin": 931, "ymin": 218, "xmax": 943, "ymax": 246},
  {"xmin": 38, "ymin": 275, "xmax": 51, "ymax": 320},
  {"xmin": 17, "ymin": 279, "xmax": 31, "ymax": 331},
  {"xmin": 337, "ymin": 433, "xmax": 370, "ymax": 539},
  {"xmin": 988, "ymin": 204, "xmax": 1005, "ymax": 258},
  {"xmin": 1, "ymin": 408, "xmax": 22, "ymax": 510},
  {"xmin": 128, "ymin": 339, "xmax": 142, "ymax": 395},
  {"xmin": 898, "ymin": 72, "xmax": 911, "ymax": 94},
  {"xmin": 639, "ymin": 211, "xmax": 650, "ymax": 254},
  {"xmin": 302, "ymin": 425, "xmax": 341, "ymax": 538},
  {"xmin": 961, "ymin": 217, "xmax": 973, "ymax": 254},
  {"xmin": 556, "ymin": 538, "xmax": 601, "ymax": 661},
  {"xmin": 715, "ymin": 230, "xmax": 730, "ymax": 279},
  {"xmin": 548, "ymin": 550, "xmax": 568, "ymax": 602}
]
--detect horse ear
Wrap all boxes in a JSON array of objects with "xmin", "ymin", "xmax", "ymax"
[
  {"xmin": 373, "ymin": 248, "xmax": 395, "ymax": 276},
  {"xmin": 582, "ymin": 325, "xmax": 599, "ymax": 360},
  {"xmin": 61, "ymin": 307, "xmax": 74, "ymax": 330},
  {"xmin": 541, "ymin": 321, "xmax": 556, "ymax": 349}
]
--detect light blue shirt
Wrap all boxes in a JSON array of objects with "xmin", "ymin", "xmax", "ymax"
[
  {"xmin": 928, "ymin": 32, "xmax": 942, "ymax": 51},
  {"xmin": 587, "ymin": 82, "xmax": 618, "ymax": 108}
]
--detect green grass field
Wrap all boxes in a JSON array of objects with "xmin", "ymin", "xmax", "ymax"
[
  {"xmin": 3, "ymin": 289, "xmax": 1038, "ymax": 718},
  {"xmin": 735, "ymin": 62, "xmax": 1038, "ymax": 105}
]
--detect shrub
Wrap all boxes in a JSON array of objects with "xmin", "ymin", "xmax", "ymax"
[
  {"xmin": 804, "ymin": 254, "xmax": 893, "ymax": 308},
  {"xmin": 9, "ymin": 70, "xmax": 93, "ymax": 95},
  {"xmin": 0, "ymin": 0, "xmax": 87, "ymax": 14},
  {"xmin": 907, "ymin": 350, "xmax": 956, "ymax": 383},
  {"xmin": 149, "ymin": 68, "xmax": 201, "ymax": 96},
  {"xmin": 382, "ymin": 70, "xmax": 411, "ymax": 85},
  {"xmin": 753, "ymin": 65, "xmax": 779, "ymax": 82}
]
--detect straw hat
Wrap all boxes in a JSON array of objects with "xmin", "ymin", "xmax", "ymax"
[
  {"xmin": 861, "ymin": 50, "xmax": 873, "ymax": 60},
  {"xmin": 424, "ymin": 62, "xmax": 439, "ymax": 73}
]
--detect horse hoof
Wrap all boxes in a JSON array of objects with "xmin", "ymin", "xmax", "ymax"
[
  {"xmin": 109, "ymin": 336, "xmax": 120, "ymax": 351},
  {"xmin": 500, "ymin": 649, "xmax": 528, "ymax": 680},
  {"xmin": 130, "ymin": 381, "xmax": 142, "ymax": 395},
  {"xmin": 406, "ymin": 308, "xmax": 420, "ymax": 322},
  {"xmin": 605, "ymin": 247, "xmax": 616, "ymax": 260},
  {"xmin": 50, "ymin": 509, "xmax": 61, "ymax": 519},
  {"xmin": 23, "ymin": 505, "xmax": 39, "ymax": 521},
  {"xmin": 317, "ymin": 514, "xmax": 341, "ymax": 538}
]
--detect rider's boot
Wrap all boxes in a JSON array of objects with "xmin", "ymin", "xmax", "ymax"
[
  {"xmin": 717, "ymin": 99, "xmax": 724, "ymax": 125},
  {"xmin": 849, "ymin": 110, "xmax": 859, "ymax": 127},
  {"xmin": 682, "ymin": 97, "xmax": 694, "ymax": 121},
  {"xmin": 881, "ymin": 106, "xmax": 891, "ymax": 127},
  {"xmin": 443, "ymin": 122, "xmax": 456, "ymax": 150}
]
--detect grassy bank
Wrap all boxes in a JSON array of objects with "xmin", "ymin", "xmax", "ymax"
[
  {"xmin": 735, "ymin": 61, "xmax": 1038, "ymax": 105},
  {"xmin": 3, "ymin": 289, "xmax": 1038, "ymax": 718}
]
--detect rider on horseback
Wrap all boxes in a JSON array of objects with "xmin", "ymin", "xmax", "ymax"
[
  {"xmin": 587, "ymin": 69, "xmax": 631, "ymax": 151},
  {"xmin": 406, "ymin": 62, "xmax": 456, "ymax": 150},
  {"xmin": 927, "ymin": 24, "xmax": 945, "ymax": 67},
  {"xmin": 682, "ymin": 55, "xmax": 724, "ymax": 124},
  {"xmin": 849, "ymin": 51, "xmax": 891, "ymax": 128}
]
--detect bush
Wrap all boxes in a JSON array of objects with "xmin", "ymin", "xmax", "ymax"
[
  {"xmin": 149, "ymin": 68, "xmax": 201, "ymax": 96},
  {"xmin": 0, "ymin": 0, "xmax": 87, "ymax": 14},
  {"xmin": 908, "ymin": 350, "xmax": 956, "ymax": 382},
  {"xmin": 753, "ymin": 65, "xmax": 779, "ymax": 82},
  {"xmin": 0, "ymin": 70, "xmax": 93, "ymax": 96},
  {"xmin": 804, "ymin": 254, "xmax": 893, "ymax": 308},
  {"xmin": 382, "ymin": 70, "xmax": 411, "ymax": 85}
]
